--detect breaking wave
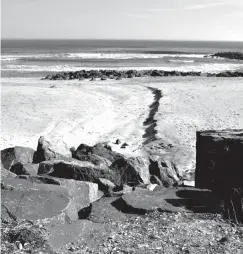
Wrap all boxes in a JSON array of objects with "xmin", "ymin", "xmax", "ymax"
[
  {"xmin": 1, "ymin": 52, "xmax": 206, "ymax": 62},
  {"xmin": 2, "ymin": 63, "xmax": 243, "ymax": 73}
]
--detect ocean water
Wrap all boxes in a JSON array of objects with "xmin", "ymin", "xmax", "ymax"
[{"xmin": 1, "ymin": 39, "xmax": 243, "ymax": 78}]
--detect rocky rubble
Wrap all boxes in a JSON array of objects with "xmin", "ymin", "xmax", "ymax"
[{"xmin": 42, "ymin": 69, "xmax": 243, "ymax": 81}]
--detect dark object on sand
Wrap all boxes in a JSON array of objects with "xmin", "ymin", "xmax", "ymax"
[
  {"xmin": 115, "ymin": 139, "xmax": 121, "ymax": 145},
  {"xmin": 195, "ymin": 129, "xmax": 243, "ymax": 223},
  {"xmin": 121, "ymin": 143, "xmax": 129, "ymax": 149}
]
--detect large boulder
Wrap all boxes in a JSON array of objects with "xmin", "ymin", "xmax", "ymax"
[
  {"xmin": 149, "ymin": 156, "xmax": 182, "ymax": 187},
  {"xmin": 33, "ymin": 136, "xmax": 72, "ymax": 163},
  {"xmin": 1, "ymin": 177, "xmax": 78, "ymax": 224},
  {"xmin": 16, "ymin": 175, "xmax": 104, "ymax": 218},
  {"xmin": 9, "ymin": 163, "xmax": 39, "ymax": 176},
  {"xmin": 1, "ymin": 176, "xmax": 101, "ymax": 223},
  {"xmin": 14, "ymin": 175, "xmax": 102, "ymax": 211},
  {"xmin": 74, "ymin": 143, "xmax": 123, "ymax": 163},
  {"xmin": 1, "ymin": 146, "xmax": 35, "ymax": 170},
  {"xmin": 109, "ymin": 156, "xmax": 150, "ymax": 186},
  {"xmin": 38, "ymin": 159, "xmax": 112, "ymax": 182},
  {"xmin": 195, "ymin": 130, "xmax": 243, "ymax": 223},
  {"xmin": 73, "ymin": 152, "xmax": 111, "ymax": 169},
  {"xmin": 195, "ymin": 129, "xmax": 243, "ymax": 190},
  {"xmin": 56, "ymin": 178, "xmax": 100, "ymax": 211}
]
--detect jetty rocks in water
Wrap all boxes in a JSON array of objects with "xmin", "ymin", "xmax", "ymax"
[
  {"xmin": 207, "ymin": 51, "xmax": 243, "ymax": 61},
  {"xmin": 42, "ymin": 69, "xmax": 243, "ymax": 81}
]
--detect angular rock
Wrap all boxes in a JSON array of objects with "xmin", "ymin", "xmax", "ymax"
[
  {"xmin": 1, "ymin": 177, "xmax": 78, "ymax": 224},
  {"xmin": 33, "ymin": 136, "xmax": 72, "ymax": 163},
  {"xmin": 146, "ymin": 183, "xmax": 158, "ymax": 191},
  {"xmin": 149, "ymin": 156, "xmax": 181, "ymax": 187},
  {"xmin": 14, "ymin": 175, "xmax": 102, "ymax": 212},
  {"xmin": 10, "ymin": 163, "xmax": 39, "ymax": 176},
  {"xmin": 73, "ymin": 153, "xmax": 111, "ymax": 169},
  {"xmin": 1, "ymin": 164, "xmax": 17, "ymax": 178},
  {"xmin": 150, "ymin": 174, "xmax": 163, "ymax": 186},
  {"xmin": 92, "ymin": 143, "xmax": 122, "ymax": 161},
  {"xmin": 109, "ymin": 156, "xmax": 150, "ymax": 186},
  {"xmin": 96, "ymin": 178, "xmax": 116, "ymax": 193},
  {"xmin": 17, "ymin": 175, "xmax": 61, "ymax": 185},
  {"xmin": 1, "ymin": 146, "xmax": 35, "ymax": 170},
  {"xmin": 58, "ymin": 179, "xmax": 100, "ymax": 211},
  {"xmin": 74, "ymin": 143, "xmax": 123, "ymax": 163},
  {"xmin": 38, "ymin": 159, "xmax": 111, "ymax": 182}
]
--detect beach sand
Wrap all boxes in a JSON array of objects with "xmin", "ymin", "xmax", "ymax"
[{"xmin": 1, "ymin": 77, "xmax": 243, "ymax": 177}]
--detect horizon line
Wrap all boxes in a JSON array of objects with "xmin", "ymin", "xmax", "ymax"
[{"xmin": 2, "ymin": 38, "xmax": 243, "ymax": 43}]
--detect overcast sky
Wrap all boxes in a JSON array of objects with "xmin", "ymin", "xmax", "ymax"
[{"xmin": 2, "ymin": 0, "xmax": 243, "ymax": 40}]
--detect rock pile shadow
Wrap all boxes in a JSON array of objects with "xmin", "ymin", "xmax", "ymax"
[{"xmin": 165, "ymin": 189, "xmax": 222, "ymax": 213}]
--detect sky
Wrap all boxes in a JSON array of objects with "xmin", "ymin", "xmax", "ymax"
[{"xmin": 1, "ymin": 0, "xmax": 243, "ymax": 41}]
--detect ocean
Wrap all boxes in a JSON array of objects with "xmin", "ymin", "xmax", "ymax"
[{"xmin": 1, "ymin": 39, "xmax": 243, "ymax": 78}]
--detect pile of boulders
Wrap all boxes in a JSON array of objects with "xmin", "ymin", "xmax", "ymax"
[
  {"xmin": 42, "ymin": 69, "xmax": 243, "ymax": 81},
  {"xmin": 1, "ymin": 136, "xmax": 182, "ymax": 223},
  {"xmin": 1, "ymin": 134, "xmax": 226, "ymax": 252},
  {"xmin": 207, "ymin": 52, "xmax": 243, "ymax": 61}
]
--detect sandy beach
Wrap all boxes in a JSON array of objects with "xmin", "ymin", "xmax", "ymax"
[{"xmin": 1, "ymin": 77, "xmax": 243, "ymax": 178}]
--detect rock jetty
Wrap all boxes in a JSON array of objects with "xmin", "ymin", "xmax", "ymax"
[
  {"xmin": 207, "ymin": 51, "xmax": 243, "ymax": 61},
  {"xmin": 42, "ymin": 69, "xmax": 243, "ymax": 81}
]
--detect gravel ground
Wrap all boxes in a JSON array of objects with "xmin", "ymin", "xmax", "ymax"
[{"xmin": 80, "ymin": 212, "xmax": 243, "ymax": 254}]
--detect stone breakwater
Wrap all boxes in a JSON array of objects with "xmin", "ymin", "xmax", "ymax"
[
  {"xmin": 207, "ymin": 52, "xmax": 243, "ymax": 61},
  {"xmin": 42, "ymin": 69, "xmax": 243, "ymax": 81}
]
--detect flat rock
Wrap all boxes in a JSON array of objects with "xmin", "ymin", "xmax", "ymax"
[
  {"xmin": 8, "ymin": 175, "xmax": 101, "ymax": 213},
  {"xmin": 33, "ymin": 136, "xmax": 72, "ymax": 163},
  {"xmin": 1, "ymin": 146, "xmax": 35, "ymax": 170},
  {"xmin": 1, "ymin": 176, "xmax": 78, "ymax": 224},
  {"xmin": 113, "ymin": 187, "xmax": 221, "ymax": 214}
]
